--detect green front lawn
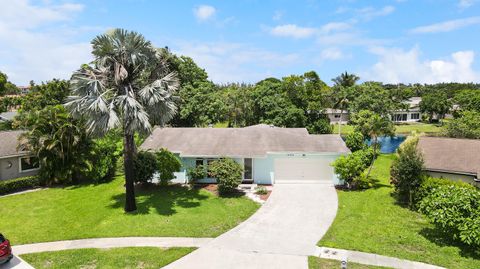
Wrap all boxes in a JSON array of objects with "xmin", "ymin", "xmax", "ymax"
[
  {"xmin": 308, "ymin": 257, "xmax": 390, "ymax": 269},
  {"xmin": 21, "ymin": 247, "xmax": 194, "ymax": 269},
  {"xmin": 320, "ymin": 155, "xmax": 480, "ymax": 269},
  {"xmin": 333, "ymin": 123, "xmax": 443, "ymax": 135},
  {"xmin": 0, "ymin": 176, "xmax": 259, "ymax": 244}
]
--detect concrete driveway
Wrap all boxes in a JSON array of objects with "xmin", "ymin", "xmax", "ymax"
[
  {"xmin": 164, "ymin": 183, "xmax": 338, "ymax": 269},
  {"xmin": 0, "ymin": 256, "xmax": 34, "ymax": 269}
]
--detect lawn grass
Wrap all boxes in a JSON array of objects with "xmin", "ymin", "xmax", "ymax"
[
  {"xmin": 20, "ymin": 247, "xmax": 194, "ymax": 269},
  {"xmin": 333, "ymin": 123, "xmax": 443, "ymax": 135},
  {"xmin": 319, "ymin": 154, "xmax": 480, "ymax": 269},
  {"xmin": 308, "ymin": 257, "xmax": 390, "ymax": 269},
  {"xmin": 0, "ymin": 176, "xmax": 259, "ymax": 245}
]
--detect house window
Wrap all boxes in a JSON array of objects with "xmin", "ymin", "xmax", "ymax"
[
  {"xmin": 20, "ymin": 156, "xmax": 39, "ymax": 172},
  {"xmin": 411, "ymin": 113, "xmax": 420, "ymax": 120},
  {"xmin": 195, "ymin": 159, "xmax": 204, "ymax": 167},
  {"xmin": 394, "ymin": 113, "xmax": 407, "ymax": 121}
]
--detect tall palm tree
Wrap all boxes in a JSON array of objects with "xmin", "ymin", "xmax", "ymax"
[
  {"xmin": 66, "ymin": 29, "xmax": 179, "ymax": 212},
  {"xmin": 331, "ymin": 71, "xmax": 360, "ymax": 88},
  {"xmin": 331, "ymin": 71, "xmax": 359, "ymax": 135}
]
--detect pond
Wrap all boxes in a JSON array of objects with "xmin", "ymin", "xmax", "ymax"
[{"xmin": 367, "ymin": 135, "xmax": 407, "ymax": 153}]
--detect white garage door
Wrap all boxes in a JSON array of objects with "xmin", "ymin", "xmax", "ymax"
[{"xmin": 274, "ymin": 158, "xmax": 333, "ymax": 183}]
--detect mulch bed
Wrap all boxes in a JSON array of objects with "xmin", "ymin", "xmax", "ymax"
[{"xmin": 258, "ymin": 191, "xmax": 272, "ymax": 201}]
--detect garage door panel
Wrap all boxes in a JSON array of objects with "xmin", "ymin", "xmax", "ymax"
[{"xmin": 274, "ymin": 158, "xmax": 333, "ymax": 182}]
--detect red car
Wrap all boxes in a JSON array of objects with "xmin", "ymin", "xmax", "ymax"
[{"xmin": 0, "ymin": 234, "xmax": 12, "ymax": 264}]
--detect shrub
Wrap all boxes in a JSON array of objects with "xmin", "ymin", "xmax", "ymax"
[
  {"xmin": 155, "ymin": 149, "xmax": 182, "ymax": 185},
  {"xmin": 444, "ymin": 111, "xmax": 480, "ymax": 139},
  {"xmin": 307, "ymin": 118, "xmax": 333, "ymax": 134},
  {"xmin": 0, "ymin": 176, "xmax": 41, "ymax": 195},
  {"xmin": 187, "ymin": 165, "xmax": 207, "ymax": 184},
  {"xmin": 209, "ymin": 158, "xmax": 243, "ymax": 194},
  {"xmin": 345, "ymin": 131, "xmax": 365, "ymax": 152},
  {"xmin": 414, "ymin": 176, "xmax": 476, "ymax": 206},
  {"xmin": 332, "ymin": 149, "xmax": 371, "ymax": 189},
  {"xmin": 133, "ymin": 151, "xmax": 158, "ymax": 184},
  {"xmin": 390, "ymin": 137, "xmax": 424, "ymax": 207},
  {"xmin": 418, "ymin": 184, "xmax": 480, "ymax": 247},
  {"xmin": 255, "ymin": 186, "xmax": 268, "ymax": 195},
  {"xmin": 82, "ymin": 139, "xmax": 119, "ymax": 183}
]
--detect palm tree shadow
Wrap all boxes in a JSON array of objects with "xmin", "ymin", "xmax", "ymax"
[
  {"xmin": 419, "ymin": 227, "xmax": 480, "ymax": 259},
  {"xmin": 109, "ymin": 184, "xmax": 209, "ymax": 215}
]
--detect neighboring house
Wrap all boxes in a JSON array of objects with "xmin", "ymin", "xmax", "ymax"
[
  {"xmin": 417, "ymin": 136, "xmax": 480, "ymax": 187},
  {"xmin": 324, "ymin": 108, "xmax": 349, "ymax": 124},
  {"xmin": 391, "ymin": 97, "xmax": 422, "ymax": 123},
  {"xmin": 0, "ymin": 131, "xmax": 39, "ymax": 181},
  {"xmin": 0, "ymin": 111, "xmax": 18, "ymax": 122},
  {"xmin": 18, "ymin": 86, "xmax": 31, "ymax": 95},
  {"xmin": 141, "ymin": 124, "xmax": 350, "ymax": 185}
]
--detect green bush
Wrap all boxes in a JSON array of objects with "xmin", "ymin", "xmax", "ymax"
[
  {"xmin": 255, "ymin": 186, "xmax": 268, "ymax": 195},
  {"xmin": 418, "ymin": 184, "xmax": 480, "ymax": 247},
  {"xmin": 82, "ymin": 139, "xmax": 119, "ymax": 183},
  {"xmin": 307, "ymin": 118, "xmax": 333, "ymax": 134},
  {"xmin": 344, "ymin": 131, "xmax": 365, "ymax": 152},
  {"xmin": 133, "ymin": 151, "xmax": 158, "ymax": 184},
  {"xmin": 332, "ymin": 149, "xmax": 372, "ymax": 189},
  {"xmin": 187, "ymin": 165, "xmax": 207, "ymax": 184},
  {"xmin": 155, "ymin": 149, "xmax": 182, "ymax": 185},
  {"xmin": 209, "ymin": 158, "xmax": 243, "ymax": 194},
  {"xmin": 390, "ymin": 137, "xmax": 424, "ymax": 207},
  {"xmin": 0, "ymin": 176, "xmax": 41, "ymax": 195},
  {"xmin": 414, "ymin": 176, "xmax": 475, "ymax": 206}
]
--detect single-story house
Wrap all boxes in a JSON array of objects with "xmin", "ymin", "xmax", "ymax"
[
  {"xmin": 417, "ymin": 136, "xmax": 480, "ymax": 187},
  {"xmin": 391, "ymin": 97, "xmax": 422, "ymax": 123},
  {"xmin": 0, "ymin": 131, "xmax": 39, "ymax": 181},
  {"xmin": 324, "ymin": 108, "xmax": 349, "ymax": 124},
  {"xmin": 140, "ymin": 124, "xmax": 350, "ymax": 185}
]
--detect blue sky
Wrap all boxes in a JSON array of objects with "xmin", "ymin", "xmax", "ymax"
[{"xmin": 1, "ymin": 0, "xmax": 480, "ymax": 85}]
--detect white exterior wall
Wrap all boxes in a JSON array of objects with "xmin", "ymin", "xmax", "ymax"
[
  {"xmin": 427, "ymin": 171, "xmax": 479, "ymax": 188},
  {"xmin": 178, "ymin": 154, "xmax": 345, "ymax": 185}
]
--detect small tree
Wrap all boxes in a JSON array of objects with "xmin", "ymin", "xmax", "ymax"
[
  {"xmin": 332, "ymin": 149, "xmax": 372, "ymax": 189},
  {"xmin": 155, "ymin": 149, "xmax": 181, "ymax": 185},
  {"xmin": 419, "ymin": 92, "xmax": 451, "ymax": 122},
  {"xmin": 444, "ymin": 111, "xmax": 480, "ymax": 139},
  {"xmin": 344, "ymin": 131, "xmax": 365, "ymax": 152},
  {"xmin": 133, "ymin": 151, "xmax": 158, "ymax": 185},
  {"xmin": 351, "ymin": 110, "xmax": 395, "ymax": 176},
  {"xmin": 390, "ymin": 137, "xmax": 424, "ymax": 207},
  {"xmin": 209, "ymin": 158, "xmax": 243, "ymax": 194},
  {"xmin": 187, "ymin": 165, "xmax": 207, "ymax": 185}
]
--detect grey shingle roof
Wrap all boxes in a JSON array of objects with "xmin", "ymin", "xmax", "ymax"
[
  {"xmin": 141, "ymin": 124, "xmax": 350, "ymax": 157},
  {"xmin": 0, "ymin": 130, "xmax": 27, "ymax": 158},
  {"xmin": 417, "ymin": 136, "xmax": 480, "ymax": 176}
]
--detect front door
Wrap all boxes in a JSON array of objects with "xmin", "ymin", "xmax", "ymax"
[{"xmin": 244, "ymin": 158, "xmax": 253, "ymax": 180}]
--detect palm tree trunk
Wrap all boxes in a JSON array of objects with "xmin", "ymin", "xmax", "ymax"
[
  {"xmin": 366, "ymin": 137, "xmax": 377, "ymax": 177},
  {"xmin": 123, "ymin": 132, "xmax": 137, "ymax": 212}
]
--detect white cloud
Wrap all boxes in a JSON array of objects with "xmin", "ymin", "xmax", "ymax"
[
  {"xmin": 273, "ymin": 10, "xmax": 283, "ymax": 21},
  {"xmin": 193, "ymin": 5, "xmax": 216, "ymax": 21},
  {"xmin": 320, "ymin": 47, "xmax": 345, "ymax": 60},
  {"xmin": 0, "ymin": 0, "xmax": 95, "ymax": 85},
  {"xmin": 410, "ymin": 17, "xmax": 480, "ymax": 34},
  {"xmin": 458, "ymin": 0, "xmax": 477, "ymax": 8},
  {"xmin": 269, "ymin": 24, "xmax": 317, "ymax": 39},
  {"xmin": 356, "ymin": 5, "xmax": 395, "ymax": 21},
  {"xmin": 364, "ymin": 46, "xmax": 479, "ymax": 83},
  {"xmin": 319, "ymin": 22, "xmax": 352, "ymax": 34},
  {"xmin": 174, "ymin": 41, "xmax": 300, "ymax": 83}
]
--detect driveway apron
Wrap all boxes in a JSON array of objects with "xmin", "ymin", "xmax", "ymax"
[{"xmin": 164, "ymin": 183, "xmax": 338, "ymax": 269}]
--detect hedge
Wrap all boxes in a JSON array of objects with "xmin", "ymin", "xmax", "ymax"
[{"xmin": 0, "ymin": 176, "xmax": 41, "ymax": 195}]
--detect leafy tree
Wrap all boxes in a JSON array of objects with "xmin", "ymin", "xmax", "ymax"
[
  {"xmin": 331, "ymin": 71, "xmax": 360, "ymax": 87},
  {"xmin": 209, "ymin": 157, "xmax": 243, "ymax": 194},
  {"xmin": 419, "ymin": 92, "xmax": 451, "ymax": 122},
  {"xmin": 133, "ymin": 151, "xmax": 158, "ymax": 184},
  {"xmin": 349, "ymin": 83, "xmax": 396, "ymax": 116},
  {"xmin": 19, "ymin": 105, "xmax": 91, "ymax": 185},
  {"xmin": 444, "ymin": 111, "xmax": 480, "ymax": 139},
  {"xmin": 351, "ymin": 110, "xmax": 395, "ymax": 176},
  {"xmin": 155, "ymin": 148, "xmax": 181, "ymax": 185},
  {"xmin": 222, "ymin": 83, "xmax": 256, "ymax": 127},
  {"xmin": 344, "ymin": 131, "xmax": 365, "ymax": 152},
  {"xmin": 454, "ymin": 90, "xmax": 480, "ymax": 112},
  {"xmin": 21, "ymin": 79, "xmax": 70, "ymax": 112},
  {"xmin": 0, "ymin": 71, "xmax": 18, "ymax": 96},
  {"xmin": 332, "ymin": 149, "xmax": 373, "ymax": 189},
  {"xmin": 307, "ymin": 118, "xmax": 332, "ymax": 134},
  {"xmin": 67, "ymin": 29, "xmax": 179, "ymax": 212},
  {"xmin": 390, "ymin": 137, "xmax": 424, "ymax": 207}
]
